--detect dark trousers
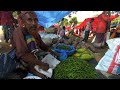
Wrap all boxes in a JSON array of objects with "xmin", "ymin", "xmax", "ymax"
[
  {"xmin": 83, "ymin": 30, "xmax": 90, "ymax": 42},
  {"xmin": 2, "ymin": 25, "xmax": 14, "ymax": 42}
]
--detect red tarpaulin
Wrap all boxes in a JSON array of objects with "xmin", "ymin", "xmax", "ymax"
[
  {"xmin": 53, "ymin": 24, "xmax": 60, "ymax": 29},
  {"xmin": 76, "ymin": 14, "xmax": 119, "ymax": 31},
  {"xmin": 66, "ymin": 26, "xmax": 71, "ymax": 31},
  {"xmin": 110, "ymin": 14, "xmax": 119, "ymax": 21}
]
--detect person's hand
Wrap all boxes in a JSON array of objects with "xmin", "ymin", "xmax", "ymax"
[
  {"xmin": 53, "ymin": 51, "xmax": 60, "ymax": 57},
  {"xmin": 40, "ymin": 62, "xmax": 49, "ymax": 71},
  {"xmin": 48, "ymin": 49, "xmax": 60, "ymax": 57}
]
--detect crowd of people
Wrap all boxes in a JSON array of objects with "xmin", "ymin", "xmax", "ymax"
[{"xmin": 65, "ymin": 11, "xmax": 119, "ymax": 49}]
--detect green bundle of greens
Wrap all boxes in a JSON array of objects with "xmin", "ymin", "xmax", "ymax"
[{"xmin": 53, "ymin": 57, "xmax": 98, "ymax": 79}]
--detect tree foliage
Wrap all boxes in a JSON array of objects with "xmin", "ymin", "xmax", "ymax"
[
  {"xmin": 64, "ymin": 18, "xmax": 69, "ymax": 26},
  {"xmin": 111, "ymin": 17, "xmax": 120, "ymax": 24},
  {"xmin": 12, "ymin": 11, "xmax": 18, "ymax": 17},
  {"xmin": 69, "ymin": 16, "xmax": 78, "ymax": 25}
]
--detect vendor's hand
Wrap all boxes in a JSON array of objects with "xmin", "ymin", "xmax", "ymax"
[
  {"xmin": 53, "ymin": 51, "xmax": 60, "ymax": 57},
  {"xmin": 48, "ymin": 49, "xmax": 60, "ymax": 57},
  {"xmin": 40, "ymin": 62, "xmax": 49, "ymax": 71}
]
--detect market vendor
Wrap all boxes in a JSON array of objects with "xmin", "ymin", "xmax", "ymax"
[
  {"xmin": 93, "ymin": 11, "xmax": 111, "ymax": 48},
  {"xmin": 11, "ymin": 11, "xmax": 60, "ymax": 79}
]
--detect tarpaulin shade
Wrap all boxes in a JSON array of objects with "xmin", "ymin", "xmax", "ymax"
[
  {"xmin": 66, "ymin": 26, "xmax": 71, "ymax": 31},
  {"xmin": 34, "ymin": 11, "xmax": 72, "ymax": 28},
  {"xmin": 110, "ymin": 14, "xmax": 119, "ymax": 21},
  {"xmin": 76, "ymin": 14, "xmax": 119, "ymax": 31}
]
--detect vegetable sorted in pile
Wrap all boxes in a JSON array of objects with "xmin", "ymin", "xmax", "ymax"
[
  {"xmin": 53, "ymin": 57, "xmax": 98, "ymax": 79},
  {"xmin": 57, "ymin": 45, "xmax": 71, "ymax": 50},
  {"xmin": 80, "ymin": 54, "xmax": 94, "ymax": 60},
  {"xmin": 74, "ymin": 48, "xmax": 94, "ymax": 60},
  {"xmin": 76, "ymin": 48, "xmax": 86, "ymax": 53}
]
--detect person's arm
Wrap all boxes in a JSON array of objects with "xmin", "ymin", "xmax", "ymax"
[
  {"xmin": 11, "ymin": 28, "xmax": 30, "ymax": 58},
  {"xmin": 28, "ymin": 30, "xmax": 49, "ymax": 51},
  {"xmin": 29, "ymin": 30, "xmax": 60, "ymax": 56},
  {"xmin": 12, "ymin": 28, "xmax": 49, "ymax": 70}
]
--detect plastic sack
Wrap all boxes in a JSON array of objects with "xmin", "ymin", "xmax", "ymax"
[
  {"xmin": 46, "ymin": 34, "xmax": 59, "ymax": 39},
  {"xmin": 33, "ymin": 54, "xmax": 60, "ymax": 78},
  {"xmin": 39, "ymin": 33, "xmax": 59, "ymax": 46},
  {"xmin": 34, "ymin": 66, "xmax": 53, "ymax": 78},
  {"xmin": 41, "ymin": 54, "xmax": 60, "ymax": 69},
  {"xmin": 95, "ymin": 46, "xmax": 120, "ymax": 75},
  {"xmin": 106, "ymin": 38, "xmax": 120, "ymax": 50},
  {"xmin": 42, "ymin": 38, "xmax": 52, "ymax": 46},
  {"xmin": 24, "ymin": 54, "xmax": 60, "ymax": 79},
  {"xmin": 39, "ymin": 32, "xmax": 47, "ymax": 38}
]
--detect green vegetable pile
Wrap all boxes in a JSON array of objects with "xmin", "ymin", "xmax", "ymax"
[
  {"xmin": 57, "ymin": 45, "xmax": 71, "ymax": 50},
  {"xmin": 74, "ymin": 48, "xmax": 94, "ymax": 60},
  {"xmin": 80, "ymin": 54, "xmax": 94, "ymax": 60},
  {"xmin": 52, "ymin": 56, "xmax": 98, "ymax": 79},
  {"xmin": 76, "ymin": 48, "xmax": 86, "ymax": 53}
]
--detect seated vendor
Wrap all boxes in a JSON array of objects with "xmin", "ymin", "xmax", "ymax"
[{"xmin": 11, "ymin": 11, "xmax": 59, "ymax": 79}]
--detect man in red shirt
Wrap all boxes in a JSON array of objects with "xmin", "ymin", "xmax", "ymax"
[{"xmin": 93, "ymin": 11, "xmax": 111, "ymax": 48}]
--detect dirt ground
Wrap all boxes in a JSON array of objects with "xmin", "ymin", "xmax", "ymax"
[{"xmin": 86, "ymin": 36, "xmax": 109, "ymax": 62}]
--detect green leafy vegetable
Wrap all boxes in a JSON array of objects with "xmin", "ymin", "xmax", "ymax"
[{"xmin": 53, "ymin": 57, "xmax": 98, "ymax": 79}]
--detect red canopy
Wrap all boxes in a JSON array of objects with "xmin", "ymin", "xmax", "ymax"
[
  {"xmin": 66, "ymin": 26, "xmax": 71, "ymax": 31},
  {"xmin": 53, "ymin": 24, "xmax": 60, "ymax": 29},
  {"xmin": 76, "ymin": 17, "xmax": 98, "ymax": 31},
  {"xmin": 110, "ymin": 14, "xmax": 119, "ymax": 21},
  {"xmin": 76, "ymin": 14, "xmax": 119, "ymax": 31}
]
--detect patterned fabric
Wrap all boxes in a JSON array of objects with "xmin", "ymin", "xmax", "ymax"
[
  {"xmin": 25, "ymin": 34, "xmax": 37, "ymax": 51},
  {"xmin": 11, "ymin": 27, "xmax": 49, "ymax": 59}
]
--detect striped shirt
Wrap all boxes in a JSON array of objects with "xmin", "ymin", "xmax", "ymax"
[{"xmin": 25, "ymin": 34, "xmax": 38, "ymax": 51}]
